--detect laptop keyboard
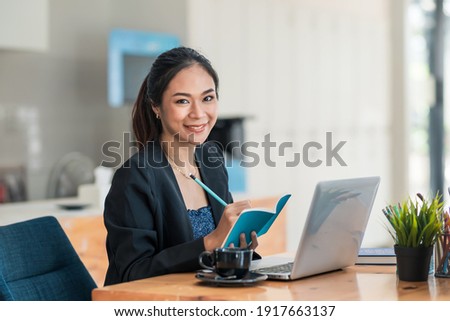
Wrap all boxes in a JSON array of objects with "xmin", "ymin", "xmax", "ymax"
[{"xmin": 255, "ymin": 262, "xmax": 293, "ymax": 274}]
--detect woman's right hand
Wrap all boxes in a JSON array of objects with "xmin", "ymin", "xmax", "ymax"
[{"xmin": 203, "ymin": 200, "xmax": 251, "ymax": 251}]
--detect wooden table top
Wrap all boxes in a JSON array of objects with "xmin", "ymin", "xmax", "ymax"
[{"xmin": 91, "ymin": 265, "xmax": 450, "ymax": 301}]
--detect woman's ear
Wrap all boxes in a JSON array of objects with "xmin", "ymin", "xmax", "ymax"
[{"xmin": 151, "ymin": 104, "xmax": 160, "ymax": 118}]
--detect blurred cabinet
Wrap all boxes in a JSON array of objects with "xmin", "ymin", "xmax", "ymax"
[
  {"xmin": 209, "ymin": 117, "xmax": 248, "ymax": 193},
  {"xmin": 0, "ymin": 0, "xmax": 48, "ymax": 51},
  {"xmin": 108, "ymin": 29, "xmax": 179, "ymax": 107},
  {"xmin": 59, "ymin": 216, "xmax": 108, "ymax": 287}
]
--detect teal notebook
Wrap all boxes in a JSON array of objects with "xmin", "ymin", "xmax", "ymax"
[{"xmin": 222, "ymin": 194, "xmax": 291, "ymax": 247}]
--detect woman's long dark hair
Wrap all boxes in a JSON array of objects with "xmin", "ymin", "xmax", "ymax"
[{"xmin": 132, "ymin": 47, "xmax": 219, "ymax": 147}]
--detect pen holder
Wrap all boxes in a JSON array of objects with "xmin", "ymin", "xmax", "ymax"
[{"xmin": 435, "ymin": 233, "xmax": 450, "ymax": 278}]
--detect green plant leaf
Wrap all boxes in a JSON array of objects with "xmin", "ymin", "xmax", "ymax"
[{"xmin": 383, "ymin": 193, "xmax": 444, "ymax": 248}]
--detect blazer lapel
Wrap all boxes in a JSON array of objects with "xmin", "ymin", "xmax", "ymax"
[{"xmin": 196, "ymin": 144, "xmax": 227, "ymax": 226}]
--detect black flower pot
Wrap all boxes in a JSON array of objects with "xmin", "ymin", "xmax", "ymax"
[{"xmin": 394, "ymin": 245, "xmax": 433, "ymax": 281}]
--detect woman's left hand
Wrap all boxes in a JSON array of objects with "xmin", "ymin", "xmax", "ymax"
[{"xmin": 233, "ymin": 231, "xmax": 258, "ymax": 250}]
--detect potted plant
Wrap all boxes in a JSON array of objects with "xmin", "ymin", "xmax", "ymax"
[{"xmin": 383, "ymin": 193, "xmax": 444, "ymax": 281}]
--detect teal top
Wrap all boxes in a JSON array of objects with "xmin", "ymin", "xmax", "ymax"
[{"xmin": 187, "ymin": 206, "xmax": 215, "ymax": 239}]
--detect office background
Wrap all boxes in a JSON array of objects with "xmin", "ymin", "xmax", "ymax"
[{"xmin": 0, "ymin": 0, "xmax": 448, "ymax": 250}]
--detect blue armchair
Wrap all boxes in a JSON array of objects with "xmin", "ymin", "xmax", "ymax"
[{"xmin": 0, "ymin": 216, "xmax": 97, "ymax": 300}]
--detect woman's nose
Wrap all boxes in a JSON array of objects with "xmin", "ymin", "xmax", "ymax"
[{"xmin": 189, "ymin": 101, "xmax": 206, "ymax": 118}]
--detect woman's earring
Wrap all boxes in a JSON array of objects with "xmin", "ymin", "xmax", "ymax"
[{"xmin": 156, "ymin": 114, "xmax": 160, "ymax": 119}]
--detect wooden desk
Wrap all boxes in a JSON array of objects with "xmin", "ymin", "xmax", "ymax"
[{"xmin": 92, "ymin": 265, "xmax": 450, "ymax": 301}]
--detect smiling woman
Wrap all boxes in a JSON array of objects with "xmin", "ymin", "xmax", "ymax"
[
  {"xmin": 155, "ymin": 64, "xmax": 218, "ymax": 146},
  {"xmin": 103, "ymin": 47, "xmax": 259, "ymax": 286}
]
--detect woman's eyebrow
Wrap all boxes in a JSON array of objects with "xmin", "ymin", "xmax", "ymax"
[{"xmin": 172, "ymin": 88, "xmax": 215, "ymax": 97}]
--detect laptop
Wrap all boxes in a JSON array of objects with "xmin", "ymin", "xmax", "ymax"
[{"xmin": 251, "ymin": 176, "xmax": 381, "ymax": 280}]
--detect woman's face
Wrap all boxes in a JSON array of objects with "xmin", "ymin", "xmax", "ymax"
[{"xmin": 154, "ymin": 64, "xmax": 218, "ymax": 146}]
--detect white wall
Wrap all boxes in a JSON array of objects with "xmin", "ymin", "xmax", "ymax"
[
  {"xmin": 0, "ymin": 0, "xmax": 48, "ymax": 51},
  {"xmin": 187, "ymin": 0, "xmax": 407, "ymax": 248}
]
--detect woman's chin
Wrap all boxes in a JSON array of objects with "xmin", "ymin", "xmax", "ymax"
[
  {"xmin": 188, "ymin": 138, "xmax": 207, "ymax": 146},
  {"xmin": 183, "ymin": 133, "xmax": 210, "ymax": 145}
]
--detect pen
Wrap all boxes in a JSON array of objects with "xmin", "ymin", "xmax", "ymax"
[{"xmin": 189, "ymin": 174, "xmax": 228, "ymax": 207}]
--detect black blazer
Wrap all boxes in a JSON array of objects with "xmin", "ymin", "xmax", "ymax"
[{"xmin": 103, "ymin": 141, "xmax": 233, "ymax": 286}]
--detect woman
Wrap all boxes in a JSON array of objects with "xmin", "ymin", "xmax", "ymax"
[{"xmin": 104, "ymin": 47, "xmax": 258, "ymax": 285}]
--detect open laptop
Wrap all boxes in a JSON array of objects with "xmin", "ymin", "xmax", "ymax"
[{"xmin": 251, "ymin": 176, "xmax": 380, "ymax": 280}]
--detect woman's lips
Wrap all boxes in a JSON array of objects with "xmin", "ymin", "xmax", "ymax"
[{"xmin": 184, "ymin": 123, "xmax": 207, "ymax": 133}]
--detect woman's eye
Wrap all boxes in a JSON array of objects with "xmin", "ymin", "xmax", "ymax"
[
  {"xmin": 203, "ymin": 95, "xmax": 215, "ymax": 102},
  {"xmin": 176, "ymin": 99, "xmax": 189, "ymax": 104}
]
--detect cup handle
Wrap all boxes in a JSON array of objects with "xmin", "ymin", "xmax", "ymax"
[{"xmin": 199, "ymin": 251, "xmax": 214, "ymax": 270}]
